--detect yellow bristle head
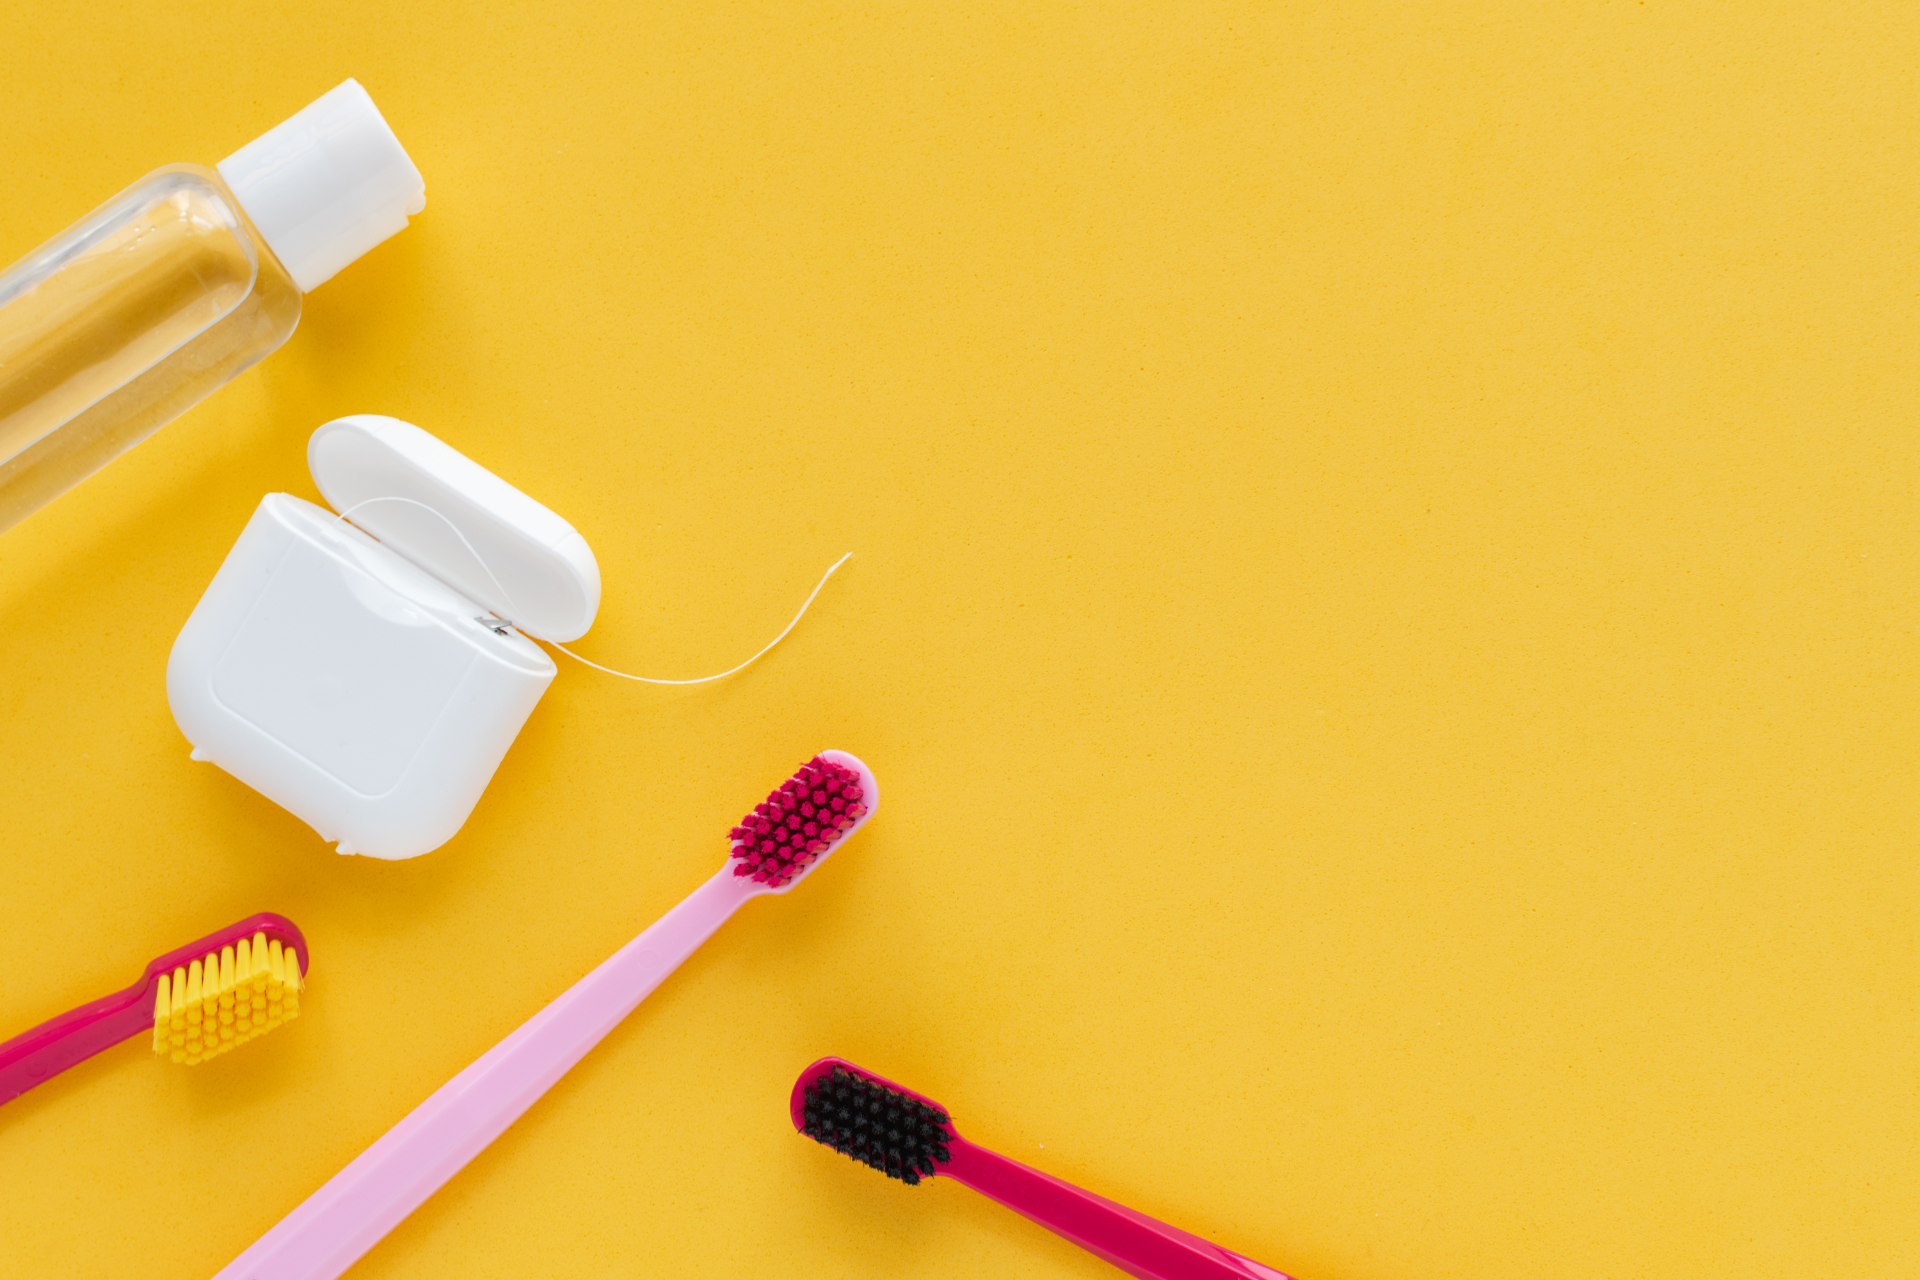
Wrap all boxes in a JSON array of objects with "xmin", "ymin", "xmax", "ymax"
[{"xmin": 151, "ymin": 932, "xmax": 303, "ymax": 1065}]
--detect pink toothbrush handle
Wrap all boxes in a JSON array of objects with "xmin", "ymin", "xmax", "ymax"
[
  {"xmin": 943, "ymin": 1138, "xmax": 1293, "ymax": 1280},
  {"xmin": 215, "ymin": 868, "xmax": 754, "ymax": 1280}
]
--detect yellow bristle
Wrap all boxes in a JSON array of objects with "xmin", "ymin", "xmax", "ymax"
[
  {"xmin": 151, "ymin": 973, "xmax": 171, "ymax": 1052},
  {"xmin": 185, "ymin": 960, "xmax": 203, "ymax": 1023},
  {"xmin": 216, "ymin": 946, "xmax": 235, "ymax": 1031},
  {"xmin": 168, "ymin": 967, "xmax": 187, "ymax": 1057},
  {"xmin": 151, "ymin": 935, "xmax": 305, "ymax": 1064},
  {"xmin": 248, "ymin": 935, "xmax": 269, "ymax": 1026},
  {"xmin": 266, "ymin": 942, "xmax": 286, "ymax": 1017}
]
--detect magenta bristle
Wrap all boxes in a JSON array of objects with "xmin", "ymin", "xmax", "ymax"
[{"xmin": 728, "ymin": 755, "xmax": 865, "ymax": 884}]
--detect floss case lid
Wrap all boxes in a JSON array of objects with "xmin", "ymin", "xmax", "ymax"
[{"xmin": 309, "ymin": 414, "xmax": 602, "ymax": 642}]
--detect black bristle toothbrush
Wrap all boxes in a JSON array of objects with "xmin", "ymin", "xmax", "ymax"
[{"xmin": 792, "ymin": 1057, "xmax": 1292, "ymax": 1280}]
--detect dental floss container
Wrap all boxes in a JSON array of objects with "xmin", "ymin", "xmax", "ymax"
[{"xmin": 167, "ymin": 415, "xmax": 600, "ymax": 859}]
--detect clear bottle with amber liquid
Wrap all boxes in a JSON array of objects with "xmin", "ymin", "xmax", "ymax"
[{"xmin": 0, "ymin": 80, "xmax": 424, "ymax": 533}]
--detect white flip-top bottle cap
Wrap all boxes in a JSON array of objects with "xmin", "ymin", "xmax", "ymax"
[{"xmin": 217, "ymin": 79, "xmax": 425, "ymax": 293}]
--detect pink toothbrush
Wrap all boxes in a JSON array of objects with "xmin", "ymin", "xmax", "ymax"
[
  {"xmin": 793, "ymin": 1058, "xmax": 1292, "ymax": 1280},
  {"xmin": 216, "ymin": 752, "xmax": 876, "ymax": 1280}
]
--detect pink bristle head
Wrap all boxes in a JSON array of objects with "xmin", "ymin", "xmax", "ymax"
[{"xmin": 729, "ymin": 755, "xmax": 870, "ymax": 887}]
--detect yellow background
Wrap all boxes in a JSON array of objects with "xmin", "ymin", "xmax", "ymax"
[{"xmin": 0, "ymin": 3, "xmax": 1912, "ymax": 1277}]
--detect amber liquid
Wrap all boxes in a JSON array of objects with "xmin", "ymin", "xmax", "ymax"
[{"xmin": 0, "ymin": 165, "xmax": 301, "ymax": 533}]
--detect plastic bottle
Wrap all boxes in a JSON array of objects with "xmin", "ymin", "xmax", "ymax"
[{"xmin": 0, "ymin": 79, "xmax": 424, "ymax": 534}]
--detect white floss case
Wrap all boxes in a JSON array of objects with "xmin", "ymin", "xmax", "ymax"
[{"xmin": 167, "ymin": 415, "xmax": 600, "ymax": 859}]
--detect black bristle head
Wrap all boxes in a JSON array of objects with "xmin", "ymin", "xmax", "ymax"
[{"xmin": 799, "ymin": 1066, "xmax": 952, "ymax": 1185}]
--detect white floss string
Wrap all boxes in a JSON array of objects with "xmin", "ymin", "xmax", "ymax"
[
  {"xmin": 334, "ymin": 496, "xmax": 851, "ymax": 685},
  {"xmin": 549, "ymin": 554, "xmax": 852, "ymax": 685}
]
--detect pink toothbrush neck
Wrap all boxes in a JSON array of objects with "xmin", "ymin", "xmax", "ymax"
[
  {"xmin": 940, "ymin": 1137, "xmax": 1292, "ymax": 1280},
  {"xmin": 0, "ymin": 977, "xmax": 156, "ymax": 1106}
]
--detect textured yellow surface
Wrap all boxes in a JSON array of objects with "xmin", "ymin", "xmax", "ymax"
[{"xmin": 0, "ymin": 4, "xmax": 1913, "ymax": 1278}]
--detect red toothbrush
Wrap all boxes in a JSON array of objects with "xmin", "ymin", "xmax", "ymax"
[
  {"xmin": 0, "ymin": 912, "xmax": 308, "ymax": 1105},
  {"xmin": 793, "ymin": 1058, "xmax": 1292, "ymax": 1280}
]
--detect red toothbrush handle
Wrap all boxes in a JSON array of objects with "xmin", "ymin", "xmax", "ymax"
[
  {"xmin": 0, "ymin": 912, "xmax": 307, "ymax": 1107},
  {"xmin": 942, "ymin": 1138, "xmax": 1293, "ymax": 1280},
  {"xmin": 0, "ymin": 976, "xmax": 157, "ymax": 1106}
]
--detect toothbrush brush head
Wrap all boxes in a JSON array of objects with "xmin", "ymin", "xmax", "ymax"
[
  {"xmin": 151, "ymin": 920, "xmax": 308, "ymax": 1065},
  {"xmin": 792, "ymin": 1058, "xmax": 955, "ymax": 1185},
  {"xmin": 728, "ymin": 752, "xmax": 874, "ymax": 890}
]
